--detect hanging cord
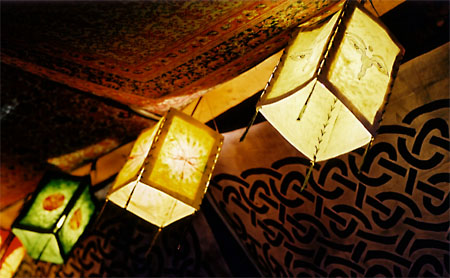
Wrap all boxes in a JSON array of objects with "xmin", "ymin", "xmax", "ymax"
[
  {"xmin": 191, "ymin": 96, "xmax": 203, "ymax": 117},
  {"xmin": 297, "ymin": 80, "xmax": 318, "ymax": 122},
  {"xmin": 203, "ymin": 96, "xmax": 219, "ymax": 132},
  {"xmin": 301, "ymin": 161, "xmax": 315, "ymax": 191},
  {"xmin": 146, "ymin": 227, "xmax": 162, "ymax": 257},
  {"xmin": 239, "ymin": 51, "xmax": 283, "ymax": 142},
  {"xmin": 175, "ymin": 213, "xmax": 196, "ymax": 253},
  {"xmin": 361, "ymin": 0, "xmax": 380, "ymax": 17},
  {"xmin": 144, "ymin": 198, "xmax": 178, "ymax": 259}
]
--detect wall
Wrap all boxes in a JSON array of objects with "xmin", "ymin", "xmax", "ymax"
[{"xmin": 210, "ymin": 43, "xmax": 449, "ymax": 277}]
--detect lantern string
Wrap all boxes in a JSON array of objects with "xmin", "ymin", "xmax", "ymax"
[
  {"xmin": 240, "ymin": 49, "xmax": 283, "ymax": 142},
  {"xmin": 203, "ymin": 96, "xmax": 219, "ymax": 132},
  {"xmin": 144, "ymin": 200, "xmax": 178, "ymax": 258},
  {"xmin": 93, "ymin": 199, "xmax": 109, "ymax": 226},
  {"xmin": 145, "ymin": 227, "xmax": 162, "ymax": 259},
  {"xmin": 301, "ymin": 160, "xmax": 315, "ymax": 191},
  {"xmin": 361, "ymin": 0, "xmax": 380, "ymax": 17},
  {"xmin": 358, "ymin": 136, "xmax": 374, "ymax": 174},
  {"xmin": 239, "ymin": 108, "xmax": 259, "ymax": 142},
  {"xmin": 124, "ymin": 168, "xmax": 145, "ymax": 209},
  {"xmin": 191, "ymin": 96, "xmax": 203, "ymax": 117},
  {"xmin": 297, "ymin": 80, "xmax": 317, "ymax": 121},
  {"xmin": 176, "ymin": 213, "xmax": 196, "ymax": 252}
]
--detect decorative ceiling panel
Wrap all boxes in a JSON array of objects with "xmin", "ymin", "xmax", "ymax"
[{"xmin": 1, "ymin": 0, "xmax": 343, "ymax": 114}]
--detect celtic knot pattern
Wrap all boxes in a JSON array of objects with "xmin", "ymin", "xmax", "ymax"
[{"xmin": 210, "ymin": 98, "xmax": 450, "ymax": 277}]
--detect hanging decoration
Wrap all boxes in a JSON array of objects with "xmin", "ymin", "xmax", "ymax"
[
  {"xmin": 107, "ymin": 108, "xmax": 223, "ymax": 228},
  {"xmin": 242, "ymin": 1, "xmax": 404, "ymax": 188},
  {"xmin": 11, "ymin": 172, "xmax": 96, "ymax": 264}
]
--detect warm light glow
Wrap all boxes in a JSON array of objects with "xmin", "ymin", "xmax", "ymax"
[
  {"xmin": 266, "ymin": 11, "xmax": 340, "ymax": 102},
  {"xmin": 145, "ymin": 116, "xmax": 217, "ymax": 205},
  {"xmin": 108, "ymin": 108, "xmax": 223, "ymax": 228},
  {"xmin": 326, "ymin": 8, "xmax": 401, "ymax": 125},
  {"xmin": 258, "ymin": 2, "xmax": 403, "ymax": 162},
  {"xmin": 11, "ymin": 174, "xmax": 95, "ymax": 264}
]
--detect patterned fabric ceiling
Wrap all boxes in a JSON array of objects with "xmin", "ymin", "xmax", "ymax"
[{"xmin": 1, "ymin": 0, "xmax": 343, "ymax": 115}]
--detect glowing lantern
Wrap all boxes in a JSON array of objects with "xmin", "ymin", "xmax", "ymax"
[
  {"xmin": 0, "ymin": 230, "xmax": 25, "ymax": 278},
  {"xmin": 107, "ymin": 108, "xmax": 223, "ymax": 228},
  {"xmin": 11, "ymin": 172, "xmax": 96, "ymax": 264},
  {"xmin": 250, "ymin": 2, "xmax": 403, "ymax": 180}
]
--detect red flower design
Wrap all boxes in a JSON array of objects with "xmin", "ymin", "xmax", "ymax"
[{"xmin": 42, "ymin": 193, "xmax": 65, "ymax": 211}]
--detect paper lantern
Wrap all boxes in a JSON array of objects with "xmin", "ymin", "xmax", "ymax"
[
  {"xmin": 0, "ymin": 230, "xmax": 25, "ymax": 278},
  {"xmin": 12, "ymin": 172, "xmax": 96, "ymax": 264},
  {"xmin": 107, "ymin": 108, "xmax": 223, "ymax": 228},
  {"xmin": 255, "ymin": 2, "xmax": 403, "ymax": 164}
]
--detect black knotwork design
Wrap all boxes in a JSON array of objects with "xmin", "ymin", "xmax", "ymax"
[{"xmin": 210, "ymin": 98, "xmax": 450, "ymax": 277}]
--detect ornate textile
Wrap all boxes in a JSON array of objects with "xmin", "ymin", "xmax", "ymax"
[{"xmin": 1, "ymin": 0, "xmax": 343, "ymax": 114}]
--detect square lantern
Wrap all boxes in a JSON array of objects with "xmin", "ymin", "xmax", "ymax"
[
  {"xmin": 12, "ymin": 172, "xmax": 96, "ymax": 264},
  {"xmin": 107, "ymin": 108, "xmax": 223, "ymax": 228},
  {"xmin": 258, "ymin": 2, "xmax": 404, "ymax": 162},
  {"xmin": 0, "ymin": 229, "xmax": 25, "ymax": 278}
]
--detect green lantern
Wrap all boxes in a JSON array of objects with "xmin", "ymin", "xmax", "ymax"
[{"xmin": 12, "ymin": 172, "xmax": 96, "ymax": 264}]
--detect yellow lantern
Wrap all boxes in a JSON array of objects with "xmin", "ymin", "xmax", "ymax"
[
  {"xmin": 106, "ymin": 108, "xmax": 223, "ymax": 228},
  {"xmin": 245, "ymin": 2, "xmax": 403, "ymax": 187}
]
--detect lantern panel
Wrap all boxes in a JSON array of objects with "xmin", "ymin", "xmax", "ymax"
[
  {"xmin": 107, "ymin": 181, "xmax": 136, "ymax": 210},
  {"xmin": 264, "ymin": 11, "xmax": 340, "ymax": 103},
  {"xmin": 112, "ymin": 123, "xmax": 160, "ymax": 193},
  {"xmin": 58, "ymin": 186, "xmax": 96, "ymax": 256},
  {"xmin": 109, "ymin": 180, "xmax": 196, "ymax": 227},
  {"xmin": 142, "ymin": 110, "xmax": 222, "ymax": 209},
  {"xmin": 318, "ymin": 94, "xmax": 372, "ymax": 159},
  {"xmin": 10, "ymin": 229, "xmax": 63, "ymax": 264},
  {"xmin": 18, "ymin": 179, "xmax": 79, "ymax": 230},
  {"xmin": 260, "ymin": 79, "xmax": 371, "ymax": 161},
  {"xmin": 38, "ymin": 234, "xmax": 62, "ymax": 264},
  {"xmin": 325, "ymin": 6, "xmax": 402, "ymax": 126},
  {"xmin": 126, "ymin": 182, "xmax": 196, "ymax": 228}
]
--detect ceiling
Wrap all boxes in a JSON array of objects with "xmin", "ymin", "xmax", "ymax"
[
  {"xmin": 1, "ymin": 0, "xmax": 344, "ymax": 115},
  {"xmin": 0, "ymin": 0, "xmax": 448, "ymax": 276},
  {"xmin": 1, "ymin": 0, "xmax": 448, "ymax": 210},
  {"xmin": 1, "ymin": 0, "xmax": 348, "ymax": 209}
]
